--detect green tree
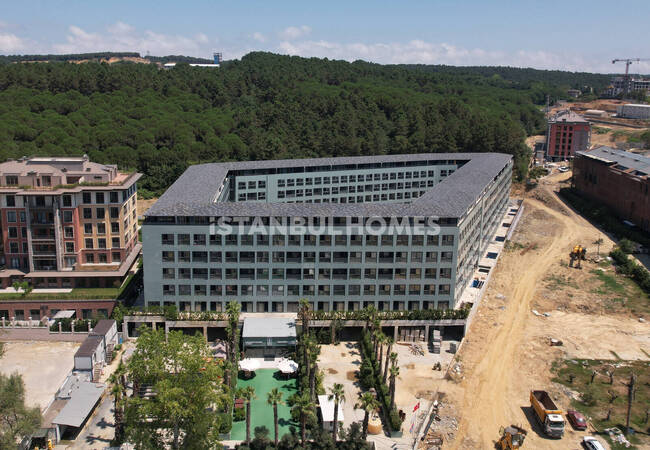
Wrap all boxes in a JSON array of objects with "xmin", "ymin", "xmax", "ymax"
[
  {"xmin": 383, "ymin": 338, "xmax": 394, "ymax": 384},
  {"xmin": 237, "ymin": 386, "xmax": 256, "ymax": 444},
  {"xmin": 0, "ymin": 373, "xmax": 41, "ymax": 448},
  {"xmin": 356, "ymin": 392, "xmax": 380, "ymax": 440},
  {"xmin": 109, "ymin": 362, "xmax": 127, "ymax": 445},
  {"xmin": 327, "ymin": 383, "xmax": 345, "ymax": 442},
  {"xmin": 594, "ymin": 238, "xmax": 604, "ymax": 257},
  {"xmin": 292, "ymin": 393, "xmax": 315, "ymax": 446},
  {"xmin": 225, "ymin": 300, "xmax": 241, "ymax": 389},
  {"xmin": 389, "ymin": 364, "xmax": 400, "ymax": 410},
  {"xmin": 266, "ymin": 387, "xmax": 284, "ymax": 447},
  {"xmin": 124, "ymin": 328, "xmax": 224, "ymax": 449}
]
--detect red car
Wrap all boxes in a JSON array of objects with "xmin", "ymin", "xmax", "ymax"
[{"xmin": 567, "ymin": 410, "xmax": 588, "ymax": 430}]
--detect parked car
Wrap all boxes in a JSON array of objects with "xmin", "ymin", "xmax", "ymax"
[
  {"xmin": 567, "ymin": 410, "xmax": 587, "ymax": 430},
  {"xmin": 558, "ymin": 166, "xmax": 569, "ymax": 173},
  {"xmin": 583, "ymin": 436, "xmax": 606, "ymax": 450}
]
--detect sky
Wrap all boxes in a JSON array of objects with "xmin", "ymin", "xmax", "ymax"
[{"xmin": 1, "ymin": 0, "xmax": 649, "ymax": 73}]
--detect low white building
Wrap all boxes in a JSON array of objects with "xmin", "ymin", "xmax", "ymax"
[
  {"xmin": 617, "ymin": 104, "xmax": 650, "ymax": 120},
  {"xmin": 317, "ymin": 394, "xmax": 344, "ymax": 432}
]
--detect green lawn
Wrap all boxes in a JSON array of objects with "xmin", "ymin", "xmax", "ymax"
[{"xmin": 231, "ymin": 369, "xmax": 298, "ymax": 441}]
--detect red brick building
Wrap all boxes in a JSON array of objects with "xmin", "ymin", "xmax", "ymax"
[
  {"xmin": 0, "ymin": 298, "xmax": 116, "ymax": 322},
  {"xmin": 546, "ymin": 110, "xmax": 591, "ymax": 161},
  {"xmin": 573, "ymin": 146, "xmax": 650, "ymax": 231},
  {"xmin": 0, "ymin": 155, "xmax": 141, "ymax": 289}
]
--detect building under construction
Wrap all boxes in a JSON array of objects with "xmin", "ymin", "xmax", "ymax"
[{"xmin": 546, "ymin": 110, "xmax": 591, "ymax": 161}]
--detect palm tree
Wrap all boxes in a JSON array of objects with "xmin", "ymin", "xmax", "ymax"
[
  {"xmin": 377, "ymin": 333, "xmax": 386, "ymax": 379},
  {"xmin": 109, "ymin": 362, "xmax": 127, "ymax": 444},
  {"xmin": 308, "ymin": 340, "xmax": 319, "ymax": 400},
  {"xmin": 383, "ymin": 338, "xmax": 394, "ymax": 384},
  {"xmin": 328, "ymin": 383, "xmax": 345, "ymax": 442},
  {"xmin": 356, "ymin": 392, "xmax": 380, "ymax": 440},
  {"xmin": 237, "ymin": 386, "xmax": 256, "ymax": 443},
  {"xmin": 389, "ymin": 365, "xmax": 400, "ymax": 410},
  {"xmin": 594, "ymin": 238, "xmax": 604, "ymax": 257},
  {"xmin": 267, "ymin": 388, "xmax": 284, "ymax": 447},
  {"xmin": 292, "ymin": 393, "xmax": 315, "ymax": 446}
]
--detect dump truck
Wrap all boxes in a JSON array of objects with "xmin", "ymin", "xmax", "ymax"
[{"xmin": 530, "ymin": 390, "xmax": 565, "ymax": 438}]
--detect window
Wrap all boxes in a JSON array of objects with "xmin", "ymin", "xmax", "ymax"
[
  {"xmin": 98, "ymin": 238, "xmax": 106, "ymax": 249},
  {"xmin": 112, "ymin": 252, "xmax": 121, "ymax": 262},
  {"xmin": 9, "ymin": 242, "xmax": 18, "ymax": 253},
  {"xmin": 8, "ymin": 227, "xmax": 17, "ymax": 238},
  {"xmin": 84, "ymin": 223, "xmax": 92, "ymax": 234},
  {"xmin": 111, "ymin": 222, "xmax": 120, "ymax": 233},
  {"xmin": 110, "ymin": 207, "xmax": 119, "ymax": 219},
  {"xmin": 193, "ymin": 234, "xmax": 206, "ymax": 246},
  {"xmin": 7, "ymin": 211, "xmax": 16, "ymax": 223},
  {"xmin": 178, "ymin": 251, "xmax": 190, "ymax": 262},
  {"xmin": 85, "ymin": 238, "xmax": 94, "ymax": 249},
  {"xmin": 99, "ymin": 253, "xmax": 107, "ymax": 263},
  {"xmin": 110, "ymin": 192, "xmax": 119, "ymax": 203},
  {"xmin": 86, "ymin": 253, "xmax": 95, "ymax": 263},
  {"xmin": 179, "ymin": 285, "xmax": 191, "ymax": 296},
  {"xmin": 112, "ymin": 237, "xmax": 120, "ymax": 247},
  {"xmin": 162, "ymin": 251, "xmax": 175, "ymax": 262},
  {"xmin": 194, "ymin": 285, "xmax": 207, "ymax": 296},
  {"xmin": 96, "ymin": 208, "xmax": 105, "ymax": 219},
  {"xmin": 97, "ymin": 223, "xmax": 106, "ymax": 234},
  {"xmin": 83, "ymin": 208, "xmax": 92, "ymax": 219},
  {"xmin": 162, "ymin": 234, "xmax": 174, "ymax": 245},
  {"xmin": 63, "ymin": 211, "xmax": 73, "ymax": 222},
  {"xmin": 163, "ymin": 285, "xmax": 176, "ymax": 296},
  {"xmin": 95, "ymin": 192, "xmax": 104, "ymax": 204},
  {"xmin": 65, "ymin": 242, "xmax": 74, "ymax": 253},
  {"xmin": 64, "ymin": 227, "xmax": 74, "ymax": 238},
  {"xmin": 179, "ymin": 268, "xmax": 191, "ymax": 279},
  {"xmin": 5, "ymin": 176, "xmax": 18, "ymax": 186},
  {"xmin": 177, "ymin": 234, "xmax": 190, "ymax": 245},
  {"xmin": 6, "ymin": 195, "xmax": 15, "ymax": 207},
  {"xmin": 83, "ymin": 192, "xmax": 92, "ymax": 203}
]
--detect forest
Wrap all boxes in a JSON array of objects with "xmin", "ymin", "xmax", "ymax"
[{"xmin": 0, "ymin": 52, "xmax": 610, "ymax": 196}]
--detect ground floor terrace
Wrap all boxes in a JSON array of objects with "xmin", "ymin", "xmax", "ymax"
[{"xmin": 122, "ymin": 313, "xmax": 467, "ymax": 346}]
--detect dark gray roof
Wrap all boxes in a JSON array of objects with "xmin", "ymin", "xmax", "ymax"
[
  {"xmin": 145, "ymin": 153, "xmax": 512, "ymax": 219},
  {"xmin": 52, "ymin": 381, "xmax": 104, "ymax": 428},
  {"xmin": 74, "ymin": 335, "xmax": 103, "ymax": 358},
  {"xmin": 577, "ymin": 146, "xmax": 650, "ymax": 176},
  {"xmin": 90, "ymin": 319, "xmax": 115, "ymax": 337}
]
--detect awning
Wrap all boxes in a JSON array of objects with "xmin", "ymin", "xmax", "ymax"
[
  {"xmin": 52, "ymin": 382, "xmax": 104, "ymax": 428},
  {"xmin": 242, "ymin": 317, "xmax": 296, "ymax": 339},
  {"xmin": 318, "ymin": 395, "xmax": 344, "ymax": 423},
  {"xmin": 53, "ymin": 310, "xmax": 76, "ymax": 319}
]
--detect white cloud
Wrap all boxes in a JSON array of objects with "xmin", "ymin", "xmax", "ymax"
[
  {"xmin": 252, "ymin": 32, "xmax": 267, "ymax": 43},
  {"xmin": 275, "ymin": 38, "xmax": 650, "ymax": 73},
  {"xmin": 0, "ymin": 33, "xmax": 26, "ymax": 52},
  {"xmin": 279, "ymin": 25, "xmax": 311, "ymax": 40},
  {"xmin": 52, "ymin": 22, "xmax": 215, "ymax": 57}
]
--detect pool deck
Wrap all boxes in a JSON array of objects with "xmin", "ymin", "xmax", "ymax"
[{"xmin": 230, "ymin": 368, "xmax": 298, "ymax": 441}]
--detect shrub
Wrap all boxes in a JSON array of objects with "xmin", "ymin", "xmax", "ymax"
[
  {"xmin": 233, "ymin": 407, "xmax": 245, "ymax": 422},
  {"xmin": 618, "ymin": 238, "xmax": 636, "ymax": 254},
  {"xmin": 217, "ymin": 412, "xmax": 232, "ymax": 433}
]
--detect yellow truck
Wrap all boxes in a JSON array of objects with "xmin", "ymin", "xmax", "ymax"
[{"xmin": 530, "ymin": 390, "xmax": 565, "ymax": 438}]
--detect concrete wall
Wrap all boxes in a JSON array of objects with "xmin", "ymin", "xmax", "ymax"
[{"xmin": 0, "ymin": 327, "xmax": 89, "ymax": 342}]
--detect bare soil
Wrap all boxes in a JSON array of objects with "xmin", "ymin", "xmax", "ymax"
[
  {"xmin": 137, "ymin": 197, "xmax": 158, "ymax": 216},
  {"xmin": 440, "ymin": 172, "xmax": 649, "ymax": 449}
]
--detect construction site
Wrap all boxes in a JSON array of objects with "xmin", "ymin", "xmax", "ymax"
[{"xmin": 410, "ymin": 170, "xmax": 649, "ymax": 449}]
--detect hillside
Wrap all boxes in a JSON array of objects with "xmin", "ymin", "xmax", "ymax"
[{"xmin": 0, "ymin": 52, "xmax": 609, "ymax": 196}]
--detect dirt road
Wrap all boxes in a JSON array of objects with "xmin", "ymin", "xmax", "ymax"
[{"xmin": 447, "ymin": 173, "xmax": 631, "ymax": 449}]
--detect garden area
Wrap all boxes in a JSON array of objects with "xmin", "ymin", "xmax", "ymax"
[{"xmin": 231, "ymin": 369, "xmax": 298, "ymax": 441}]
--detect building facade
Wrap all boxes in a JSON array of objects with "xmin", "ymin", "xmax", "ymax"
[
  {"xmin": 573, "ymin": 146, "xmax": 650, "ymax": 231},
  {"xmin": 605, "ymin": 76, "xmax": 650, "ymax": 97},
  {"xmin": 143, "ymin": 153, "xmax": 512, "ymax": 313},
  {"xmin": 616, "ymin": 103, "xmax": 650, "ymax": 120},
  {"xmin": 546, "ymin": 110, "xmax": 591, "ymax": 161},
  {"xmin": 0, "ymin": 156, "xmax": 141, "ymax": 288}
]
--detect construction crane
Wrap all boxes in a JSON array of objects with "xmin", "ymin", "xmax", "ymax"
[{"xmin": 612, "ymin": 58, "xmax": 650, "ymax": 96}]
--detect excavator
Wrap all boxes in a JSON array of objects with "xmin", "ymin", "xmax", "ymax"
[
  {"xmin": 569, "ymin": 245, "xmax": 586, "ymax": 269},
  {"xmin": 497, "ymin": 425, "xmax": 528, "ymax": 449}
]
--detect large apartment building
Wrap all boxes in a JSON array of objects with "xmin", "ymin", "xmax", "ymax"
[
  {"xmin": 546, "ymin": 110, "xmax": 591, "ymax": 161},
  {"xmin": 143, "ymin": 153, "xmax": 512, "ymax": 313},
  {"xmin": 0, "ymin": 156, "xmax": 141, "ymax": 289}
]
